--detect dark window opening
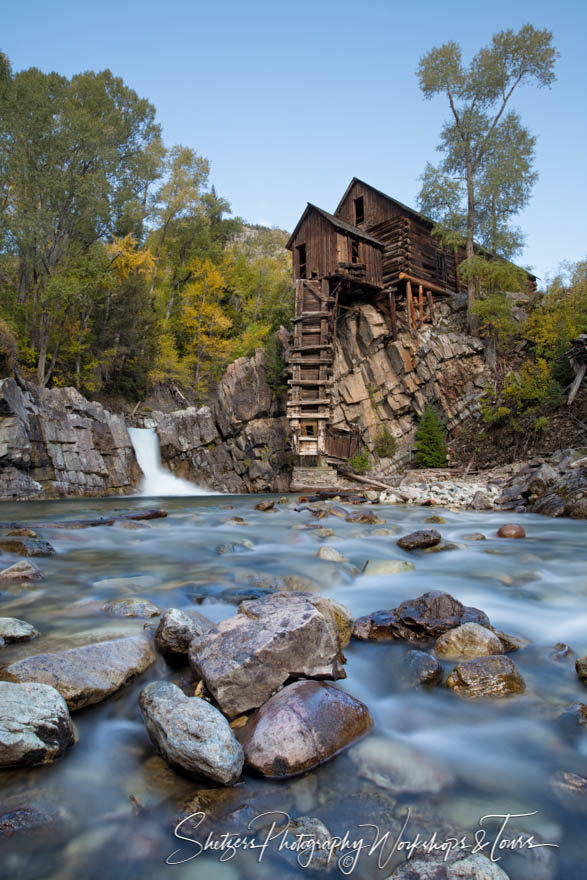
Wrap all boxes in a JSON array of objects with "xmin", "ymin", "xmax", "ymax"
[
  {"xmin": 297, "ymin": 244, "xmax": 307, "ymax": 279},
  {"xmin": 436, "ymin": 252, "xmax": 446, "ymax": 283},
  {"xmin": 301, "ymin": 422, "xmax": 317, "ymax": 437},
  {"xmin": 354, "ymin": 196, "xmax": 365, "ymax": 225},
  {"xmin": 351, "ymin": 238, "xmax": 360, "ymax": 263}
]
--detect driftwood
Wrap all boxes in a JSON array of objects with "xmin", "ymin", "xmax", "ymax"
[{"xmin": 0, "ymin": 509, "xmax": 167, "ymax": 530}]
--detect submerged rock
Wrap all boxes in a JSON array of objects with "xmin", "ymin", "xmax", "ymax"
[
  {"xmin": 497, "ymin": 523, "xmax": 526, "ymax": 539},
  {"xmin": 189, "ymin": 592, "xmax": 345, "ymax": 716},
  {"xmin": 154, "ymin": 608, "xmax": 217, "ymax": 660},
  {"xmin": 4, "ymin": 635, "xmax": 156, "ymax": 710},
  {"xmin": 403, "ymin": 649, "xmax": 442, "ymax": 687},
  {"xmin": 0, "ymin": 681, "xmax": 75, "ymax": 767},
  {"xmin": 353, "ymin": 591, "xmax": 489, "ymax": 642},
  {"xmin": 316, "ymin": 545, "xmax": 347, "ymax": 562},
  {"xmin": 139, "ymin": 681, "xmax": 243, "ymax": 784},
  {"xmin": 397, "ymin": 529, "xmax": 441, "ymax": 550},
  {"xmin": 0, "ymin": 538, "xmax": 55, "ymax": 557},
  {"xmin": 362, "ymin": 559, "xmax": 414, "ymax": 575},
  {"xmin": 434, "ymin": 623, "xmax": 504, "ymax": 660},
  {"xmin": 102, "ymin": 598, "xmax": 160, "ymax": 619},
  {"xmin": 237, "ymin": 680, "xmax": 372, "ymax": 777},
  {"xmin": 350, "ymin": 735, "xmax": 453, "ymax": 794},
  {"xmin": 447, "ymin": 655, "xmax": 525, "ymax": 699},
  {"xmin": 576, "ymin": 656, "xmax": 587, "ymax": 685},
  {"xmin": 0, "ymin": 560, "xmax": 43, "ymax": 582},
  {"xmin": 492, "ymin": 629, "xmax": 530, "ymax": 653},
  {"xmin": 0, "ymin": 617, "xmax": 39, "ymax": 643},
  {"xmin": 389, "ymin": 853, "xmax": 511, "ymax": 879},
  {"xmin": 254, "ymin": 499, "xmax": 275, "ymax": 511}
]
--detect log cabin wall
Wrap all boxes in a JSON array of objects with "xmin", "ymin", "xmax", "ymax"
[
  {"xmin": 336, "ymin": 179, "xmax": 403, "ymax": 228},
  {"xmin": 290, "ymin": 210, "xmax": 340, "ymax": 280}
]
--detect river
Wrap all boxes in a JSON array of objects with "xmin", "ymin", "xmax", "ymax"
[{"xmin": 1, "ymin": 492, "xmax": 586, "ymax": 879}]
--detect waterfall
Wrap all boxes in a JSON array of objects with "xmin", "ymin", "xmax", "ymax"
[{"xmin": 128, "ymin": 427, "xmax": 214, "ymax": 496}]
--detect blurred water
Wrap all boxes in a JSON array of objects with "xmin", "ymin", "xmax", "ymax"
[
  {"xmin": 0, "ymin": 494, "xmax": 586, "ymax": 879},
  {"xmin": 128, "ymin": 428, "xmax": 213, "ymax": 496}
]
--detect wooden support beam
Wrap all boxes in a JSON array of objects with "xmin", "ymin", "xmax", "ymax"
[
  {"xmin": 399, "ymin": 272, "xmax": 451, "ymax": 296},
  {"xmin": 418, "ymin": 284, "xmax": 424, "ymax": 328},
  {"xmin": 389, "ymin": 289, "xmax": 397, "ymax": 340},
  {"xmin": 406, "ymin": 280, "xmax": 417, "ymax": 332}
]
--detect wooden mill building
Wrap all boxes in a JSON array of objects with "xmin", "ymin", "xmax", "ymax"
[{"xmin": 285, "ymin": 177, "xmax": 535, "ymax": 462}]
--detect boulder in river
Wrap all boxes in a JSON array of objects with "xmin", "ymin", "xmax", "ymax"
[
  {"xmin": 389, "ymin": 852, "xmax": 511, "ymax": 879},
  {"xmin": 189, "ymin": 592, "xmax": 345, "ymax": 716},
  {"xmin": 101, "ymin": 598, "xmax": 160, "ymax": 619},
  {"xmin": 0, "ymin": 561, "xmax": 43, "ymax": 583},
  {"xmin": 434, "ymin": 623, "xmax": 504, "ymax": 660},
  {"xmin": 362, "ymin": 559, "xmax": 414, "ymax": 575},
  {"xmin": 576, "ymin": 656, "xmax": 587, "ymax": 685},
  {"xmin": 139, "ymin": 681, "xmax": 244, "ymax": 784},
  {"xmin": 316, "ymin": 545, "xmax": 347, "ymax": 562},
  {"xmin": 497, "ymin": 523, "xmax": 526, "ymax": 538},
  {"xmin": 403, "ymin": 649, "xmax": 442, "ymax": 687},
  {"xmin": 350, "ymin": 735, "xmax": 454, "ymax": 794},
  {"xmin": 0, "ymin": 617, "xmax": 39, "ymax": 643},
  {"xmin": 397, "ymin": 529, "xmax": 441, "ymax": 550},
  {"xmin": 154, "ymin": 607, "xmax": 217, "ymax": 660},
  {"xmin": 254, "ymin": 499, "xmax": 275, "ymax": 511},
  {"xmin": 353, "ymin": 590, "xmax": 490, "ymax": 642},
  {"xmin": 447, "ymin": 655, "xmax": 526, "ymax": 699},
  {"xmin": 0, "ymin": 538, "xmax": 55, "ymax": 557},
  {"xmin": 4, "ymin": 635, "xmax": 156, "ymax": 710},
  {"xmin": 0, "ymin": 681, "xmax": 75, "ymax": 767},
  {"xmin": 236, "ymin": 680, "xmax": 372, "ymax": 777}
]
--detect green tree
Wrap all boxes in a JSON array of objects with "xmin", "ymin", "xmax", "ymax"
[
  {"xmin": 416, "ymin": 25, "xmax": 558, "ymax": 325},
  {"xmin": 415, "ymin": 406, "xmax": 447, "ymax": 467}
]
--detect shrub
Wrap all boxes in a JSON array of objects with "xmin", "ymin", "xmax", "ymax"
[
  {"xmin": 415, "ymin": 406, "xmax": 447, "ymax": 467},
  {"xmin": 348, "ymin": 448, "xmax": 371, "ymax": 474},
  {"xmin": 374, "ymin": 426, "xmax": 397, "ymax": 458}
]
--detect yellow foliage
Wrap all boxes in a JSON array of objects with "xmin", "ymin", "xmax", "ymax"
[{"xmin": 106, "ymin": 235, "xmax": 155, "ymax": 281}]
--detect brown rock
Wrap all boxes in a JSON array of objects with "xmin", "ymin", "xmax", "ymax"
[
  {"xmin": 237, "ymin": 680, "xmax": 372, "ymax": 777},
  {"xmin": 0, "ymin": 561, "xmax": 43, "ymax": 583},
  {"xmin": 254, "ymin": 499, "xmax": 275, "ymax": 511},
  {"xmin": 0, "ymin": 538, "xmax": 55, "ymax": 557},
  {"xmin": 353, "ymin": 590, "xmax": 490, "ymax": 642},
  {"xmin": 102, "ymin": 598, "xmax": 160, "ymax": 619},
  {"xmin": 189, "ymin": 593, "xmax": 346, "ymax": 717},
  {"xmin": 434, "ymin": 623, "xmax": 504, "ymax": 660},
  {"xmin": 154, "ymin": 607, "xmax": 217, "ymax": 660},
  {"xmin": 397, "ymin": 529, "xmax": 441, "ymax": 550},
  {"xmin": 4, "ymin": 635, "xmax": 156, "ymax": 710},
  {"xmin": 576, "ymin": 656, "xmax": 587, "ymax": 685},
  {"xmin": 497, "ymin": 523, "xmax": 526, "ymax": 538},
  {"xmin": 447, "ymin": 655, "xmax": 526, "ymax": 699}
]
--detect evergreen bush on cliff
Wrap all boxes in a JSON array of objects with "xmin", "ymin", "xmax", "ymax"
[
  {"xmin": 374, "ymin": 426, "xmax": 397, "ymax": 459},
  {"xmin": 415, "ymin": 406, "xmax": 447, "ymax": 467}
]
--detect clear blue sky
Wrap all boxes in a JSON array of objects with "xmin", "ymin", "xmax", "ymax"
[{"xmin": 3, "ymin": 0, "xmax": 586, "ymax": 281}]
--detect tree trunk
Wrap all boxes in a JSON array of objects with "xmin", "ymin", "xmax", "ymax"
[{"xmin": 465, "ymin": 162, "xmax": 479, "ymax": 335}]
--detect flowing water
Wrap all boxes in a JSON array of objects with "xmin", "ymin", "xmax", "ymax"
[
  {"xmin": 128, "ymin": 428, "xmax": 213, "ymax": 496},
  {"xmin": 1, "ymin": 492, "xmax": 586, "ymax": 880}
]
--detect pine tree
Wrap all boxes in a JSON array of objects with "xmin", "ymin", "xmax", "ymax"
[{"xmin": 415, "ymin": 406, "xmax": 447, "ymax": 467}]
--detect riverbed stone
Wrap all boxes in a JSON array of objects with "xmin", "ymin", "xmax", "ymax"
[
  {"xmin": 154, "ymin": 607, "xmax": 217, "ymax": 660},
  {"xmin": 189, "ymin": 593, "xmax": 345, "ymax": 716},
  {"xmin": 3, "ymin": 635, "xmax": 156, "ymax": 710},
  {"xmin": 403, "ymin": 649, "xmax": 442, "ymax": 687},
  {"xmin": 353, "ymin": 591, "xmax": 490, "ymax": 642},
  {"xmin": 389, "ymin": 852, "xmax": 511, "ymax": 879},
  {"xmin": 254, "ymin": 499, "xmax": 275, "ymax": 511},
  {"xmin": 0, "ymin": 561, "xmax": 43, "ymax": 583},
  {"xmin": 362, "ymin": 559, "xmax": 415, "ymax": 575},
  {"xmin": 139, "ymin": 680, "xmax": 244, "ymax": 784},
  {"xmin": 434, "ymin": 623, "xmax": 504, "ymax": 660},
  {"xmin": 317, "ymin": 545, "xmax": 347, "ymax": 562},
  {"xmin": 0, "ymin": 681, "xmax": 75, "ymax": 767},
  {"xmin": 447, "ymin": 655, "xmax": 526, "ymax": 699},
  {"xmin": 576, "ymin": 656, "xmax": 587, "ymax": 685},
  {"xmin": 102, "ymin": 598, "xmax": 160, "ymax": 619},
  {"xmin": 236, "ymin": 680, "xmax": 372, "ymax": 777},
  {"xmin": 492, "ymin": 629, "xmax": 530, "ymax": 652},
  {"xmin": 0, "ymin": 538, "xmax": 55, "ymax": 557},
  {"xmin": 0, "ymin": 617, "xmax": 39, "ymax": 643},
  {"xmin": 350, "ymin": 735, "xmax": 453, "ymax": 794},
  {"xmin": 497, "ymin": 523, "xmax": 526, "ymax": 538},
  {"xmin": 397, "ymin": 529, "xmax": 441, "ymax": 550}
]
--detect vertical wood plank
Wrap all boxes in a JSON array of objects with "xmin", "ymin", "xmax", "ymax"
[
  {"xmin": 418, "ymin": 284, "xmax": 424, "ymax": 328},
  {"xmin": 389, "ymin": 289, "xmax": 397, "ymax": 340}
]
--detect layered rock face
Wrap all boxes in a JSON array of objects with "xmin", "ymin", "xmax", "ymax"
[
  {"xmin": 141, "ymin": 350, "xmax": 290, "ymax": 493},
  {"xmin": 0, "ymin": 378, "xmax": 140, "ymax": 500},
  {"xmin": 330, "ymin": 303, "xmax": 488, "ymax": 460}
]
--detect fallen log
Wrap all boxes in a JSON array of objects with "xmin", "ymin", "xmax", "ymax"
[{"xmin": 0, "ymin": 509, "xmax": 168, "ymax": 530}]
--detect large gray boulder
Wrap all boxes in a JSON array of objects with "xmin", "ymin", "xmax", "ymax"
[
  {"xmin": 139, "ymin": 681, "xmax": 243, "ymax": 784},
  {"xmin": 237, "ymin": 680, "xmax": 372, "ymax": 777},
  {"xmin": 0, "ymin": 681, "xmax": 75, "ymax": 767},
  {"xmin": 154, "ymin": 608, "xmax": 217, "ymax": 660},
  {"xmin": 189, "ymin": 592, "xmax": 346, "ymax": 717},
  {"xmin": 3, "ymin": 635, "xmax": 156, "ymax": 710}
]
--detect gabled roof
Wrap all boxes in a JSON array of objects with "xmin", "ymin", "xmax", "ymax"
[{"xmin": 285, "ymin": 203, "xmax": 384, "ymax": 251}]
